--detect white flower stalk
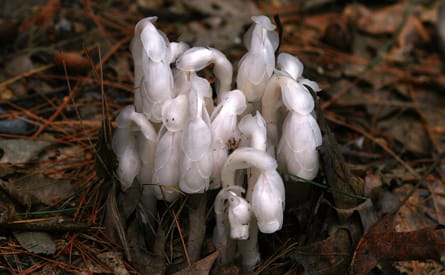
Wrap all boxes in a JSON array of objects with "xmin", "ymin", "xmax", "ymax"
[
  {"xmin": 210, "ymin": 90, "xmax": 247, "ymax": 189},
  {"xmin": 112, "ymin": 105, "xmax": 157, "ymax": 191},
  {"xmin": 278, "ymin": 112, "xmax": 322, "ymax": 180},
  {"xmin": 237, "ymin": 16, "xmax": 279, "ymax": 103},
  {"xmin": 176, "ymin": 46, "xmax": 233, "ymax": 101},
  {"xmin": 152, "ymin": 94, "xmax": 188, "ymax": 201},
  {"xmin": 180, "ymin": 77, "xmax": 213, "ymax": 194}
]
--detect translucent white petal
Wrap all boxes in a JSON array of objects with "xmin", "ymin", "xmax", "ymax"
[
  {"xmin": 280, "ymin": 78, "xmax": 314, "ymax": 115},
  {"xmin": 221, "ymin": 148, "xmax": 277, "ymax": 188},
  {"xmin": 209, "ymin": 48, "xmax": 233, "ymax": 94},
  {"xmin": 182, "ymin": 119, "xmax": 212, "ymax": 161},
  {"xmin": 166, "ymin": 41, "xmax": 189, "ymax": 64},
  {"xmin": 277, "ymin": 113, "xmax": 321, "ymax": 180},
  {"xmin": 251, "ymin": 15, "xmax": 276, "ymax": 31},
  {"xmin": 227, "ymin": 191, "xmax": 251, "ymax": 240},
  {"xmin": 252, "ymin": 172, "xmax": 284, "ymax": 233},
  {"xmin": 116, "ymin": 144, "xmax": 140, "ymax": 191},
  {"xmin": 176, "ymin": 47, "xmax": 213, "ymax": 71},
  {"xmin": 277, "ymin": 53, "xmax": 304, "ymax": 81},
  {"xmin": 161, "ymin": 94, "xmax": 188, "ymax": 132},
  {"xmin": 141, "ymin": 60, "xmax": 174, "ymax": 103},
  {"xmin": 179, "ymin": 160, "xmax": 209, "ymax": 193},
  {"xmin": 153, "ymin": 131, "xmax": 182, "ymax": 201},
  {"xmin": 140, "ymin": 23, "xmax": 167, "ymax": 62},
  {"xmin": 299, "ymin": 78, "xmax": 321, "ymax": 93},
  {"xmin": 237, "ymin": 52, "xmax": 267, "ymax": 86},
  {"xmin": 238, "ymin": 112, "xmax": 267, "ymax": 151}
]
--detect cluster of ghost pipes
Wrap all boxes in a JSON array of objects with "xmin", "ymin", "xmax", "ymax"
[{"xmin": 112, "ymin": 15, "xmax": 322, "ymax": 269}]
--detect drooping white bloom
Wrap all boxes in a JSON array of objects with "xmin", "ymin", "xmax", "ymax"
[
  {"xmin": 176, "ymin": 47, "xmax": 233, "ymax": 101},
  {"xmin": 221, "ymin": 147, "xmax": 285, "ymax": 234},
  {"xmin": 152, "ymin": 95, "xmax": 188, "ymax": 201},
  {"xmin": 226, "ymin": 190, "xmax": 252, "ymax": 239},
  {"xmin": 277, "ymin": 52, "xmax": 321, "ymax": 93},
  {"xmin": 278, "ymin": 73, "xmax": 314, "ymax": 115},
  {"xmin": 112, "ymin": 105, "xmax": 157, "ymax": 191},
  {"xmin": 238, "ymin": 111, "xmax": 267, "ymax": 152},
  {"xmin": 251, "ymin": 170, "xmax": 285, "ymax": 233},
  {"xmin": 261, "ymin": 55, "xmax": 317, "ymax": 155},
  {"xmin": 237, "ymin": 16, "xmax": 279, "ymax": 103},
  {"xmin": 180, "ymin": 76, "xmax": 213, "ymax": 194},
  {"xmin": 166, "ymin": 41, "xmax": 189, "ymax": 65},
  {"xmin": 277, "ymin": 112, "xmax": 322, "ymax": 180},
  {"xmin": 210, "ymin": 90, "xmax": 247, "ymax": 188}
]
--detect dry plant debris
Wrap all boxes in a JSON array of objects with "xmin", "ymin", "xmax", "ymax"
[{"xmin": 0, "ymin": 0, "xmax": 444, "ymax": 274}]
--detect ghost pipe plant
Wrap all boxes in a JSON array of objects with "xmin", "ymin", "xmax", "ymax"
[
  {"xmin": 131, "ymin": 16, "xmax": 174, "ymax": 122},
  {"xmin": 112, "ymin": 14, "xmax": 324, "ymax": 270},
  {"xmin": 218, "ymin": 147, "xmax": 285, "ymax": 269},
  {"xmin": 262, "ymin": 52, "xmax": 320, "ymax": 156},
  {"xmin": 237, "ymin": 16, "xmax": 279, "ymax": 104}
]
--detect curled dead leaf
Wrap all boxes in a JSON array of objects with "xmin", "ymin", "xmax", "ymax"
[{"xmin": 53, "ymin": 51, "xmax": 90, "ymax": 72}]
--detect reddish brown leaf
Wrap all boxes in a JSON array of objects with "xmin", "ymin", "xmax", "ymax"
[{"xmin": 351, "ymin": 215, "xmax": 445, "ymax": 275}]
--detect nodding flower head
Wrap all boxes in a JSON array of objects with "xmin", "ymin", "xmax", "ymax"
[
  {"xmin": 134, "ymin": 16, "xmax": 169, "ymax": 63},
  {"xmin": 237, "ymin": 16, "xmax": 279, "ymax": 103},
  {"xmin": 112, "ymin": 105, "xmax": 157, "ymax": 191},
  {"xmin": 277, "ymin": 53, "xmax": 304, "ymax": 81},
  {"xmin": 252, "ymin": 169, "xmax": 285, "ymax": 233},
  {"xmin": 176, "ymin": 47, "xmax": 233, "ymax": 98},
  {"xmin": 226, "ymin": 190, "xmax": 252, "ymax": 240}
]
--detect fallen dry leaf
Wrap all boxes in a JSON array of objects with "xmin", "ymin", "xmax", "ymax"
[{"xmin": 351, "ymin": 215, "xmax": 445, "ymax": 275}]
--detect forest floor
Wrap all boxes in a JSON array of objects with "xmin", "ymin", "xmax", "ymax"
[{"xmin": 0, "ymin": 0, "xmax": 444, "ymax": 274}]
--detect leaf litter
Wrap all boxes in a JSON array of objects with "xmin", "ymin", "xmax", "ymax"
[{"xmin": 0, "ymin": 0, "xmax": 444, "ymax": 274}]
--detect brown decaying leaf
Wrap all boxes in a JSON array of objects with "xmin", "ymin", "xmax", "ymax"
[
  {"xmin": 290, "ymin": 228, "xmax": 352, "ymax": 275},
  {"xmin": 172, "ymin": 250, "xmax": 219, "ymax": 275},
  {"xmin": 53, "ymin": 52, "xmax": 91, "ymax": 73},
  {"xmin": 13, "ymin": 231, "xmax": 56, "ymax": 255},
  {"xmin": 351, "ymin": 215, "xmax": 445, "ymax": 275}
]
